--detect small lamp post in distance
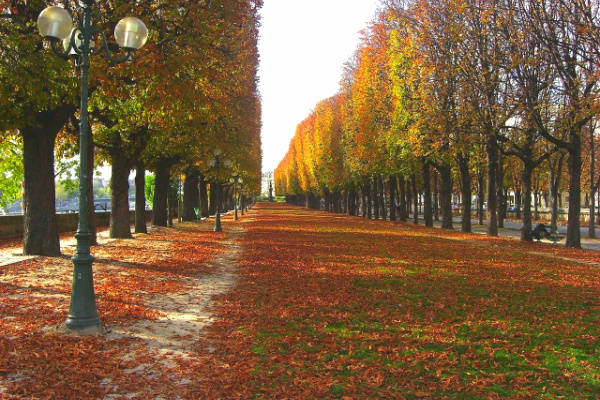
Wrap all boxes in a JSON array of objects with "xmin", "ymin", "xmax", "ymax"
[{"xmin": 37, "ymin": 2, "xmax": 148, "ymax": 332}]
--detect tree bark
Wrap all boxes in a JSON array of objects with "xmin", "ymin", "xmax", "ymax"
[
  {"xmin": 486, "ymin": 136, "xmax": 499, "ymax": 236},
  {"xmin": 411, "ymin": 174, "xmax": 419, "ymax": 225},
  {"xmin": 348, "ymin": 188, "xmax": 357, "ymax": 216},
  {"xmin": 439, "ymin": 164, "xmax": 454, "ymax": 230},
  {"xmin": 566, "ymin": 140, "xmax": 582, "ymax": 248},
  {"xmin": 433, "ymin": 171, "xmax": 439, "ymax": 222},
  {"xmin": 364, "ymin": 177, "xmax": 372, "ymax": 219},
  {"xmin": 110, "ymin": 153, "xmax": 133, "ymax": 238},
  {"xmin": 477, "ymin": 168, "xmax": 485, "ymax": 226},
  {"xmin": 21, "ymin": 124, "xmax": 61, "ymax": 256},
  {"xmin": 389, "ymin": 175, "xmax": 397, "ymax": 221},
  {"xmin": 521, "ymin": 163, "xmax": 534, "ymax": 241},
  {"xmin": 182, "ymin": 166, "xmax": 200, "ymax": 221},
  {"xmin": 515, "ymin": 189, "xmax": 522, "ymax": 219},
  {"xmin": 373, "ymin": 176, "xmax": 379, "ymax": 220},
  {"xmin": 497, "ymin": 155, "xmax": 505, "ymax": 228},
  {"xmin": 590, "ymin": 123, "xmax": 596, "ymax": 238},
  {"xmin": 209, "ymin": 182, "xmax": 217, "ymax": 216},
  {"xmin": 152, "ymin": 158, "xmax": 171, "ymax": 227},
  {"xmin": 399, "ymin": 175, "xmax": 407, "ymax": 222},
  {"xmin": 457, "ymin": 153, "xmax": 472, "ymax": 233},
  {"xmin": 422, "ymin": 163, "xmax": 433, "ymax": 227},
  {"xmin": 379, "ymin": 175, "xmax": 386, "ymax": 221},
  {"xmin": 134, "ymin": 161, "xmax": 147, "ymax": 234},
  {"xmin": 199, "ymin": 174, "xmax": 209, "ymax": 218},
  {"xmin": 21, "ymin": 106, "xmax": 76, "ymax": 256}
]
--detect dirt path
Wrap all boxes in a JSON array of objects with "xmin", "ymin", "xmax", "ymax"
[
  {"xmin": 106, "ymin": 225, "xmax": 243, "ymax": 358},
  {"xmin": 0, "ymin": 219, "xmax": 247, "ymax": 399}
]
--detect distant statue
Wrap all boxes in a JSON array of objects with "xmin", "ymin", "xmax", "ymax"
[{"xmin": 268, "ymin": 173, "xmax": 274, "ymax": 202}]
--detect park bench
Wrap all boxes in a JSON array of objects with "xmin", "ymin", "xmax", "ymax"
[{"xmin": 531, "ymin": 223, "xmax": 563, "ymax": 245}]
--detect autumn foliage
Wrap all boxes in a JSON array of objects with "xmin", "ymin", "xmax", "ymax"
[
  {"xmin": 2, "ymin": 204, "xmax": 600, "ymax": 398},
  {"xmin": 275, "ymin": 0, "xmax": 600, "ymax": 248}
]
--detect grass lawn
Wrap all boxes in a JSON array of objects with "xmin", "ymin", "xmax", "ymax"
[{"xmin": 202, "ymin": 203, "xmax": 600, "ymax": 399}]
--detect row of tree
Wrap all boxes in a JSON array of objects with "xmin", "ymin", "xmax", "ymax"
[
  {"xmin": 275, "ymin": 0, "xmax": 600, "ymax": 249},
  {"xmin": 0, "ymin": 0, "xmax": 262, "ymax": 255}
]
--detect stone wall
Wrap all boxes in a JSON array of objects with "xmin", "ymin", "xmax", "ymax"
[{"xmin": 0, "ymin": 211, "xmax": 152, "ymax": 239}]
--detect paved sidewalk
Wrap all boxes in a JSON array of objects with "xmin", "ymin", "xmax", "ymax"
[{"xmin": 431, "ymin": 217, "xmax": 600, "ymax": 252}]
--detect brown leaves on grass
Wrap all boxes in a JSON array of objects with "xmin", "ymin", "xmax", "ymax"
[
  {"xmin": 2, "ymin": 205, "xmax": 600, "ymax": 399},
  {"xmin": 199, "ymin": 204, "xmax": 600, "ymax": 399},
  {"xmin": 0, "ymin": 221, "xmax": 227, "ymax": 399}
]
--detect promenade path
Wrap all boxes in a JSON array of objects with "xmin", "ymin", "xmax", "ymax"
[{"xmin": 1, "ymin": 202, "xmax": 600, "ymax": 398}]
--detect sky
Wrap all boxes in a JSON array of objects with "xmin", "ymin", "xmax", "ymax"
[{"xmin": 258, "ymin": 0, "xmax": 381, "ymax": 173}]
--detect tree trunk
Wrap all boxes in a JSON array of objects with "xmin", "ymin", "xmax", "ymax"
[
  {"xmin": 497, "ymin": 155, "xmax": 505, "ymax": 229},
  {"xmin": 364, "ymin": 178, "xmax": 372, "ymax": 219},
  {"xmin": 21, "ymin": 106, "xmax": 76, "ymax": 256},
  {"xmin": 486, "ymin": 136, "xmax": 498, "ymax": 236},
  {"xmin": 222, "ymin": 186, "xmax": 230, "ymax": 212},
  {"xmin": 134, "ymin": 161, "xmax": 147, "ymax": 234},
  {"xmin": 379, "ymin": 175, "xmax": 386, "ymax": 221},
  {"xmin": 182, "ymin": 166, "xmax": 200, "ymax": 221},
  {"xmin": 152, "ymin": 158, "xmax": 171, "ymax": 227},
  {"xmin": 200, "ymin": 174, "xmax": 209, "ymax": 218},
  {"xmin": 209, "ymin": 182, "xmax": 217, "ymax": 216},
  {"xmin": 110, "ymin": 153, "xmax": 133, "ymax": 238},
  {"xmin": 411, "ymin": 174, "xmax": 419, "ymax": 225},
  {"xmin": 477, "ymin": 168, "xmax": 485, "ymax": 226},
  {"xmin": 439, "ymin": 165, "xmax": 454, "ymax": 229},
  {"xmin": 399, "ymin": 175, "xmax": 407, "ymax": 222},
  {"xmin": 373, "ymin": 176, "xmax": 380, "ymax": 220},
  {"xmin": 548, "ymin": 153, "xmax": 564, "ymax": 232},
  {"xmin": 521, "ymin": 163, "xmax": 534, "ymax": 241},
  {"xmin": 422, "ymin": 163, "xmax": 433, "ymax": 227},
  {"xmin": 389, "ymin": 175, "xmax": 397, "ymax": 221},
  {"xmin": 433, "ymin": 171, "xmax": 439, "ymax": 222},
  {"xmin": 590, "ymin": 123, "xmax": 596, "ymax": 238},
  {"xmin": 515, "ymin": 189, "xmax": 522, "ymax": 219},
  {"xmin": 21, "ymin": 125, "xmax": 61, "ymax": 256},
  {"xmin": 566, "ymin": 141, "xmax": 582, "ymax": 248},
  {"xmin": 457, "ymin": 153, "xmax": 472, "ymax": 233},
  {"xmin": 167, "ymin": 194, "xmax": 174, "ymax": 227},
  {"xmin": 348, "ymin": 188, "xmax": 357, "ymax": 216}
]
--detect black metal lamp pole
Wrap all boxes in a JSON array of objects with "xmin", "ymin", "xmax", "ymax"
[{"xmin": 37, "ymin": 2, "xmax": 147, "ymax": 332}]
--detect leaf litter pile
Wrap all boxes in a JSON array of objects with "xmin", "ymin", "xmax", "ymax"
[{"xmin": 2, "ymin": 203, "xmax": 600, "ymax": 398}]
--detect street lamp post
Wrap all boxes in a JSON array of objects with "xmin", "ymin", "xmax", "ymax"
[
  {"xmin": 37, "ymin": 3, "xmax": 147, "ymax": 332},
  {"xmin": 207, "ymin": 149, "xmax": 231, "ymax": 232}
]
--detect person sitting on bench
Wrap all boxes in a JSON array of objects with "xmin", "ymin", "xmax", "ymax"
[{"xmin": 531, "ymin": 223, "xmax": 551, "ymax": 241}]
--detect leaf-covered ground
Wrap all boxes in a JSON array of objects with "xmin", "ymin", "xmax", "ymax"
[{"xmin": 2, "ymin": 203, "xmax": 600, "ymax": 399}]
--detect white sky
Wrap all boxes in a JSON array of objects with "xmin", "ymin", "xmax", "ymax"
[{"xmin": 258, "ymin": 0, "xmax": 381, "ymax": 173}]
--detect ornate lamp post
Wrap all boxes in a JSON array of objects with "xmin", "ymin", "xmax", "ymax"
[
  {"xmin": 207, "ymin": 149, "xmax": 231, "ymax": 232},
  {"xmin": 37, "ymin": 2, "xmax": 147, "ymax": 332}
]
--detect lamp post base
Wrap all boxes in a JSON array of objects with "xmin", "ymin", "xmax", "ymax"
[{"xmin": 65, "ymin": 252, "xmax": 102, "ymax": 333}]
